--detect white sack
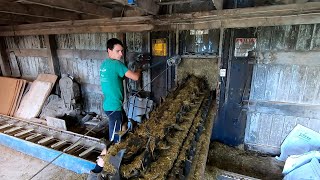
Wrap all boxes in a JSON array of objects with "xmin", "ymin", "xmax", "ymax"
[{"xmin": 275, "ymin": 124, "xmax": 320, "ymax": 162}]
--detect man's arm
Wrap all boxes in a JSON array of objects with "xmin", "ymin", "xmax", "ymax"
[{"xmin": 125, "ymin": 69, "xmax": 141, "ymax": 81}]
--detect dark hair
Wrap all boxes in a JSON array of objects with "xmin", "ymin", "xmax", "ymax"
[{"xmin": 107, "ymin": 38, "xmax": 123, "ymax": 50}]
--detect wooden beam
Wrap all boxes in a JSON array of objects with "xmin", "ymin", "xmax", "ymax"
[
  {"xmin": 0, "ymin": 24, "xmax": 154, "ymax": 36},
  {"xmin": 19, "ymin": 0, "xmax": 113, "ymax": 18},
  {"xmin": 116, "ymin": 0, "xmax": 159, "ymax": 15},
  {"xmin": 0, "ymin": 3, "xmax": 319, "ymax": 35},
  {"xmin": 155, "ymin": 2, "xmax": 320, "ymax": 30},
  {"xmin": 0, "ymin": 19, "xmax": 23, "ymax": 25},
  {"xmin": 0, "ymin": 37, "xmax": 11, "ymax": 76},
  {"xmin": 134, "ymin": 0, "xmax": 160, "ymax": 15},
  {"xmin": 157, "ymin": 0, "xmax": 205, "ymax": 5},
  {"xmin": 0, "ymin": 16, "xmax": 153, "ymax": 31},
  {"xmin": 7, "ymin": 48, "xmax": 107, "ymax": 60},
  {"xmin": 0, "ymin": 2, "xmax": 95, "ymax": 20},
  {"xmin": 44, "ymin": 35, "xmax": 60, "ymax": 75},
  {"xmin": 212, "ymin": 0, "xmax": 223, "ymax": 10},
  {"xmin": 0, "ymin": 13, "xmax": 52, "ymax": 23}
]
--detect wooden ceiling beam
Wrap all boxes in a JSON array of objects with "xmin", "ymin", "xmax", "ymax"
[
  {"xmin": 0, "ymin": 2, "xmax": 95, "ymax": 20},
  {"xmin": 113, "ymin": 0, "xmax": 159, "ymax": 15},
  {"xmin": 18, "ymin": 0, "xmax": 113, "ymax": 18},
  {"xmin": 134, "ymin": 0, "xmax": 159, "ymax": 15},
  {"xmin": 0, "ymin": 13, "xmax": 52, "ymax": 23},
  {"xmin": 0, "ymin": 2, "xmax": 319, "ymax": 35},
  {"xmin": 156, "ymin": 0, "xmax": 204, "ymax": 5},
  {"xmin": 0, "ymin": 24, "xmax": 154, "ymax": 36}
]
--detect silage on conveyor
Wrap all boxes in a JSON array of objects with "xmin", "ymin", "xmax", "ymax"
[{"xmin": 102, "ymin": 75, "xmax": 215, "ymax": 179}]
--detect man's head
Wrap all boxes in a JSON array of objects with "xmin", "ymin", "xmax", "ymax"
[{"xmin": 107, "ymin": 38, "xmax": 124, "ymax": 60}]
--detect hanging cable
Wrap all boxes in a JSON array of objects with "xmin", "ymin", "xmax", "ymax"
[{"xmin": 29, "ymin": 60, "xmax": 175, "ymax": 180}]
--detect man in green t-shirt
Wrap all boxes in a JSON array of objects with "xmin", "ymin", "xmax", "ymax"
[
  {"xmin": 100, "ymin": 38, "xmax": 141, "ymax": 143},
  {"xmin": 89, "ymin": 38, "xmax": 141, "ymax": 179}
]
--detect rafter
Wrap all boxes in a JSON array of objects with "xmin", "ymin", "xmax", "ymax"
[
  {"xmin": 156, "ymin": 0, "xmax": 205, "ymax": 5},
  {"xmin": 0, "ymin": 2, "xmax": 96, "ymax": 20},
  {"xmin": 18, "ymin": 0, "xmax": 113, "ymax": 18},
  {"xmin": 112, "ymin": 0, "xmax": 159, "ymax": 15},
  {"xmin": 0, "ymin": 2, "xmax": 319, "ymax": 35},
  {"xmin": 134, "ymin": 0, "xmax": 160, "ymax": 15},
  {"xmin": 0, "ymin": 13, "xmax": 52, "ymax": 23}
]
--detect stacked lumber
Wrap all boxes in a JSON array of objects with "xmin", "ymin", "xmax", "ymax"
[
  {"xmin": 14, "ymin": 74, "xmax": 57, "ymax": 120},
  {"xmin": 0, "ymin": 77, "xmax": 27, "ymax": 116}
]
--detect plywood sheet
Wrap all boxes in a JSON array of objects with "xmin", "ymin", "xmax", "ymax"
[
  {"xmin": 36, "ymin": 74, "xmax": 58, "ymax": 85},
  {"xmin": 8, "ymin": 80, "xmax": 22, "ymax": 116},
  {"xmin": 0, "ymin": 77, "xmax": 19, "ymax": 115},
  {"xmin": 11, "ymin": 80, "xmax": 27, "ymax": 116},
  {"xmin": 14, "ymin": 80, "xmax": 52, "ymax": 119}
]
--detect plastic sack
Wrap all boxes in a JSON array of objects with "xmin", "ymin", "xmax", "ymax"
[
  {"xmin": 275, "ymin": 124, "xmax": 320, "ymax": 162},
  {"xmin": 284, "ymin": 158, "xmax": 320, "ymax": 180},
  {"xmin": 283, "ymin": 151, "xmax": 320, "ymax": 175}
]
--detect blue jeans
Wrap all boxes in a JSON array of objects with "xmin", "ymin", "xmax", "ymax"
[{"xmin": 105, "ymin": 111, "xmax": 122, "ymax": 143}]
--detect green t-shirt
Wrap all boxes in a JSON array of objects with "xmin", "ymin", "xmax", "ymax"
[{"xmin": 100, "ymin": 58, "xmax": 128, "ymax": 111}]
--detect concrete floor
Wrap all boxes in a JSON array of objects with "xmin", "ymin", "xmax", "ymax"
[{"xmin": 0, "ymin": 145, "xmax": 87, "ymax": 180}]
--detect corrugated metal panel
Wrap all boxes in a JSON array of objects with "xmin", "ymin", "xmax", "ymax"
[{"xmin": 245, "ymin": 24, "xmax": 320, "ymax": 154}]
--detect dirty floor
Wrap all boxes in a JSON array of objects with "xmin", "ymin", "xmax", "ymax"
[
  {"xmin": 205, "ymin": 141, "xmax": 285, "ymax": 179},
  {"xmin": 0, "ymin": 145, "xmax": 87, "ymax": 180}
]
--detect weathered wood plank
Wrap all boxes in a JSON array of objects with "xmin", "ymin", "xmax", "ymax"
[
  {"xmin": 257, "ymin": 27, "xmax": 271, "ymax": 51},
  {"xmin": 0, "ymin": 13, "xmax": 51, "ymax": 23},
  {"xmin": 0, "ymin": 3, "xmax": 319, "ymax": 35},
  {"xmin": 44, "ymin": 35, "xmax": 60, "ymax": 75},
  {"xmin": 0, "ymin": 24, "xmax": 155, "ymax": 36},
  {"xmin": 296, "ymin": 117, "xmax": 309, "ymax": 127},
  {"xmin": 134, "ymin": 0, "xmax": 160, "ymax": 15},
  {"xmin": 250, "ymin": 64, "xmax": 267, "ymax": 101},
  {"xmin": 257, "ymin": 51, "xmax": 320, "ymax": 66},
  {"xmin": 311, "ymin": 24, "xmax": 320, "ymax": 50},
  {"xmin": 284, "ymin": 25, "xmax": 299, "ymax": 50},
  {"xmin": 245, "ymin": 112, "xmax": 260, "ymax": 145},
  {"xmin": 296, "ymin": 24, "xmax": 314, "ymax": 51},
  {"xmin": 258, "ymin": 113, "xmax": 272, "ymax": 145},
  {"xmin": 270, "ymin": 26, "xmax": 286, "ymax": 50},
  {"xmin": 308, "ymin": 118, "xmax": 320, "ymax": 133},
  {"xmin": 275, "ymin": 65, "xmax": 291, "ymax": 102},
  {"xmin": 302, "ymin": 66, "xmax": 320, "ymax": 104},
  {"xmin": 280, "ymin": 116, "xmax": 297, "ymax": 142},
  {"xmin": 0, "ymin": 37, "xmax": 11, "ymax": 76},
  {"xmin": 21, "ymin": 0, "xmax": 113, "ymax": 18},
  {"xmin": 287, "ymin": 65, "xmax": 307, "ymax": 103},
  {"xmin": 268, "ymin": 115, "xmax": 285, "ymax": 147},
  {"xmin": 264, "ymin": 65, "xmax": 281, "ymax": 101},
  {"xmin": 0, "ymin": 2, "xmax": 95, "ymax": 20},
  {"xmin": 248, "ymin": 100, "xmax": 320, "ymax": 119}
]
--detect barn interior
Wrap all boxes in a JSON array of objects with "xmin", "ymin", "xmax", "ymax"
[{"xmin": 0, "ymin": 0, "xmax": 319, "ymax": 179}]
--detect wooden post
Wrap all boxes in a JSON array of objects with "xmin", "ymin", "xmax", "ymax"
[
  {"xmin": 0, "ymin": 37, "xmax": 11, "ymax": 76},
  {"xmin": 44, "ymin": 35, "xmax": 60, "ymax": 76}
]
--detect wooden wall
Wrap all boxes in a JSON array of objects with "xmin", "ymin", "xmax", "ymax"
[
  {"xmin": 245, "ymin": 24, "xmax": 320, "ymax": 154},
  {"xmin": 4, "ymin": 33, "xmax": 118, "ymax": 114}
]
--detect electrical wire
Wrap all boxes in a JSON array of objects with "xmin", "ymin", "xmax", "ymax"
[{"xmin": 29, "ymin": 62, "xmax": 173, "ymax": 180}]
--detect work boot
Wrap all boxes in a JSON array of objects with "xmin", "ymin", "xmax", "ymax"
[{"xmin": 87, "ymin": 171, "xmax": 104, "ymax": 180}]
